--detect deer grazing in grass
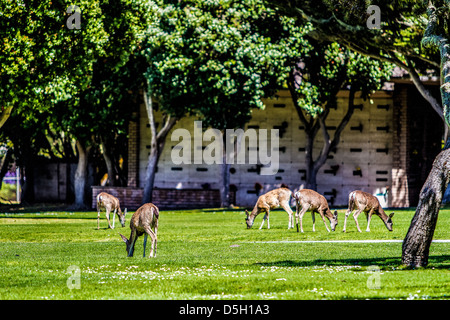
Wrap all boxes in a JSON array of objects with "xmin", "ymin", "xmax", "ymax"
[
  {"xmin": 96, "ymin": 192, "xmax": 126, "ymax": 230},
  {"xmin": 245, "ymin": 187, "xmax": 294, "ymax": 230},
  {"xmin": 293, "ymin": 189, "xmax": 338, "ymax": 233},
  {"xmin": 343, "ymin": 190, "xmax": 394, "ymax": 232},
  {"xmin": 119, "ymin": 203, "xmax": 159, "ymax": 258}
]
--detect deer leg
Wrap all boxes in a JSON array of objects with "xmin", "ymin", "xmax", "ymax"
[
  {"xmin": 128, "ymin": 232, "xmax": 138, "ymax": 257},
  {"xmin": 311, "ymin": 211, "xmax": 316, "ymax": 232},
  {"xmin": 267, "ymin": 209, "xmax": 271, "ymax": 229},
  {"xmin": 150, "ymin": 231, "xmax": 157, "ymax": 258},
  {"xmin": 144, "ymin": 226, "xmax": 157, "ymax": 258},
  {"xmin": 112, "ymin": 208, "xmax": 116, "ymax": 229},
  {"xmin": 259, "ymin": 213, "xmax": 267, "ymax": 230},
  {"xmin": 143, "ymin": 234, "xmax": 148, "ymax": 258},
  {"xmin": 105, "ymin": 208, "xmax": 112, "ymax": 229},
  {"xmin": 365, "ymin": 209, "xmax": 374, "ymax": 232},
  {"xmin": 97, "ymin": 208, "xmax": 101, "ymax": 230},
  {"xmin": 153, "ymin": 220, "xmax": 158, "ymax": 257},
  {"xmin": 319, "ymin": 210, "xmax": 331, "ymax": 232},
  {"xmin": 296, "ymin": 205, "xmax": 310, "ymax": 233},
  {"xmin": 353, "ymin": 209, "xmax": 364, "ymax": 233},
  {"xmin": 281, "ymin": 202, "xmax": 294, "ymax": 229},
  {"xmin": 343, "ymin": 209, "xmax": 352, "ymax": 232}
]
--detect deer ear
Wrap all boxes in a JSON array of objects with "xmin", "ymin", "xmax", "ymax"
[
  {"xmin": 119, "ymin": 233, "xmax": 128, "ymax": 243},
  {"xmin": 334, "ymin": 210, "xmax": 338, "ymax": 218},
  {"xmin": 245, "ymin": 209, "xmax": 249, "ymax": 217},
  {"xmin": 389, "ymin": 212, "xmax": 395, "ymax": 218}
]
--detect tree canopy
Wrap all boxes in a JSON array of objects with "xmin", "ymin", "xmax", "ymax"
[
  {"xmin": 139, "ymin": 0, "xmax": 311, "ymax": 204},
  {"xmin": 142, "ymin": 0, "xmax": 310, "ymax": 130}
]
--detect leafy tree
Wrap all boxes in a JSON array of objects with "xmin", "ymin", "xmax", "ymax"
[
  {"xmin": 268, "ymin": 0, "xmax": 445, "ymax": 135},
  {"xmin": 1, "ymin": 0, "xmax": 152, "ymax": 208},
  {"xmin": 288, "ymin": 41, "xmax": 392, "ymax": 191},
  {"xmin": 140, "ymin": 0, "xmax": 309, "ymax": 205},
  {"xmin": 54, "ymin": 0, "xmax": 150, "ymax": 209},
  {"xmin": 267, "ymin": 0, "xmax": 449, "ymax": 267}
]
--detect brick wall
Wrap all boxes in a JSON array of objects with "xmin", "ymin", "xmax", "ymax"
[
  {"xmin": 138, "ymin": 90, "xmax": 399, "ymax": 207},
  {"xmin": 127, "ymin": 112, "xmax": 139, "ymax": 188},
  {"xmin": 391, "ymin": 84, "xmax": 410, "ymax": 207},
  {"xmin": 92, "ymin": 186, "xmax": 234, "ymax": 210}
]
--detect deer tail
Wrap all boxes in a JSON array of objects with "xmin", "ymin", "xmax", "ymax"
[
  {"xmin": 154, "ymin": 206, "xmax": 160, "ymax": 219},
  {"xmin": 348, "ymin": 191, "xmax": 356, "ymax": 207}
]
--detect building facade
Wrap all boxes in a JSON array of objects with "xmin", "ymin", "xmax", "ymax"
[{"xmin": 91, "ymin": 80, "xmax": 442, "ymax": 210}]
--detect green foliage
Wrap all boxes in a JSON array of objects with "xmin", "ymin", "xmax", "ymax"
[
  {"xmin": 269, "ymin": 0, "xmax": 439, "ymax": 72},
  {"xmin": 1, "ymin": 0, "xmax": 152, "ymax": 163},
  {"xmin": 294, "ymin": 41, "xmax": 393, "ymax": 117},
  {"xmin": 142, "ymin": 0, "xmax": 310, "ymax": 129},
  {"xmin": 0, "ymin": 182, "xmax": 17, "ymax": 203}
]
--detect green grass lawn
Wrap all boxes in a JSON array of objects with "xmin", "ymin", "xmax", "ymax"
[{"xmin": 0, "ymin": 207, "xmax": 448, "ymax": 300}]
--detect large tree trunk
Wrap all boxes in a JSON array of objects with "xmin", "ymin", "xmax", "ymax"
[
  {"xmin": 402, "ymin": 149, "xmax": 450, "ymax": 267},
  {"xmin": 304, "ymin": 134, "xmax": 317, "ymax": 190},
  {"xmin": 0, "ymin": 106, "xmax": 13, "ymax": 130},
  {"xmin": 142, "ymin": 89, "xmax": 177, "ymax": 204},
  {"xmin": 402, "ymin": 1, "xmax": 450, "ymax": 268},
  {"xmin": 72, "ymin": 140, "xmax": 91, "ymax": 210},
  {"xmin": 0, "ymin": 148, "xmax": 13, "ymax": 188}
]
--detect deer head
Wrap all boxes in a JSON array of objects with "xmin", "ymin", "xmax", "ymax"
[
  {"xmin": 119, "ymin": 208, "xmax": 127, "ymax": 227},
  {"xmin": 119, "ymin": 233, "xmax": 133, "ymax": 257},
  {"xmin": 385, "ymin": 212, "xmax": 395, "ymax": 231},
  {"xmin": 245, "ymin": 209, "xmax": 254, "ymax": 229},
  {"xmin": 329, "ymin": 210, "xmax": 338, "ymax": 231}
]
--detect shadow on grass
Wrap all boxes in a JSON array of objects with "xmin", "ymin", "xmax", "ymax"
[{"xmin": 254, "ymin": 255, "xmax": 450, "ymax": 269}]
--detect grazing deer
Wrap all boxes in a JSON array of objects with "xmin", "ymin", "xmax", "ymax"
[
  {"xmin": 343, "ymin": 190, "xmax": 394, "ymax": 232},
  {"xmin": 293, "ymin": 189, "xmax": 338, "ymax": 233},
  {"xmin": 245, "ymin": 187, "xmax": 294, "ymax": 230},
  {"xmin": 119, "ymin": 203, "xmax": 159, "ymax": 258},
  {"xmin": 96, "ymin": 192, "xmax": 126, "ymax": 230}
]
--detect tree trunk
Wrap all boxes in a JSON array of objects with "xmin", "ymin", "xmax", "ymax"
[
  {"xmin": 304, "ymin": 87, "xmax": 356, "ymax": 191},
  {"xmin": 141, "ymin": 89, "xmax": 177, "ymax": 204},
  {"xmin": 72, "ymin": 140, "xmax": 91, "ymax": 210},
  {"xmin": 220, "ymin": 160, "xmax": 231, "ymax": 207},
  {"xmin": 402, "ymin": 148, "xmax": 450, "ymax": 267},
  {"xmin": 0, "ymin": 148, "xmax": 13, "ymax": 188},
  {"xmin": 142, "ymin": 144, "xmax": 160, "ymax": 203},
  {"xmin": 402, "ymin": 2, "xmax": 450, "ymax": 268},
  {"xmin": 305, "ymin": 134, "xmax": 317, "ymax": 190},
  {"xmin": 0, "ymin": 106, "xmax": 13, "ymax": 130},
  {"xmin": 20, "ymin": 164, "xmax": 34, "ymax": 204},
  {"xmin": 100, "ymin": 139, "xmax": 116, "ymax": 186}
]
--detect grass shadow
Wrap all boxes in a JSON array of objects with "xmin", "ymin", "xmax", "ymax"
[{"xmin": 254, "ymin": 255, "xmax": 450, "ymax": 269}]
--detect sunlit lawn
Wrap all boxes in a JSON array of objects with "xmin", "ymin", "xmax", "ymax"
[{"xmin": 0, "ymin": 207, "xmax": 448, "ymax": 299}]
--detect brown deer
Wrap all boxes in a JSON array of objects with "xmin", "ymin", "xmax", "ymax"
[
  {"xmin": 245, "ymin": 187, "xmax": 294, "ymax": 230},
  {"xmin": 343, "ymin": 190, "xmax": 394, "ymax": 232},
  {"xmin": 119, "ymin": 203, "xmax": 159, "ymax": 258},
  {"xmin": 96, "ymin": 192, "xmax": 126, "ymax": 230},
  {"xmin": 293, "ymin": 189, "xmax": 338, "ymax": 233}
]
